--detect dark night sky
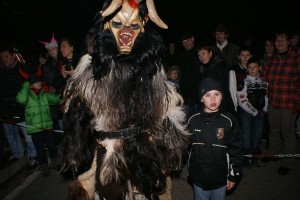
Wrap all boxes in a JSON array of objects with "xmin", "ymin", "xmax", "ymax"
[{"xmin": 0, "ymin": 0, "xmax": 299, "ymax": 55}]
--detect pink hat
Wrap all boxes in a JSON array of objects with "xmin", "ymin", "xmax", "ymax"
[{"xmin": 39, "ymin": 33, "xmax": 58, "ymax": 49}]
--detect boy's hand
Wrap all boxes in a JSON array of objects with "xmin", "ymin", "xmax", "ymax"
[
  {"xmin": 255, "ymin": 110, "xmax": 266, "ymax": 118},
  {"xmin": 226, "ymin": 180, "xmax": 235, "ymax": 190}
]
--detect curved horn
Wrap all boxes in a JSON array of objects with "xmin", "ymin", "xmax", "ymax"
[
  {"xmin": 39, "ymin": 41, "xmax": 48, "ymax": 45},
  {"xmin": 19, "ymin": 67, "xmax": 29, "ymax": 79},
  {"xmin": 101, "ymin": 0, "xmax": 123, "ymax": 17},
  {"xmin": 146, "ymin": 0, "xmax": 168, "ymax": 29},
  {"xmin": 50, "ymin": 33, "xmax": 57, "ymax": 43}
]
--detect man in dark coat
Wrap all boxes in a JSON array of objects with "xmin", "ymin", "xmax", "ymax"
[{"xmin": 177, "ymin": 32, "xmax": 202, "ymax": 118}]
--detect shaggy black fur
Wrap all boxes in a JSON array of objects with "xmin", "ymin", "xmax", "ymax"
[{"xmin": 58, "ymin": 1, "xmax": 189, "ymax": 199}]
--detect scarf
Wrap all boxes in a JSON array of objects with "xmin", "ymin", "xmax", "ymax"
[{"xmin": 216, "ymin": 40, "xmax": 228, "ymax": 51}]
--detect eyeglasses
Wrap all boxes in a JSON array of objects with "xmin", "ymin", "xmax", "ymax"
[{"xmin": 275, "ymin": 38, "xmax": 288, "ymax": 42}]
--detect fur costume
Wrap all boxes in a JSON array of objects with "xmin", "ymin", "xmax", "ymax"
[{"xmin": 59, "ymin": 0, "xmax": 189, "ymax": 199}]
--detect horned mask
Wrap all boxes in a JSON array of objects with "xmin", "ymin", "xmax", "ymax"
[{"xmin": 102, "ymin": 0, "xmax": 168, "ymax": 54}]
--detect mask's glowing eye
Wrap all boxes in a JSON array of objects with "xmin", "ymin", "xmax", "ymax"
[
  {"xmin": 131, "ymin": 23, "xmax": 140, "ymax": 30},
  {"xmin": 112, "ymin": 21, "xmax": 123, "ymax": 29}
]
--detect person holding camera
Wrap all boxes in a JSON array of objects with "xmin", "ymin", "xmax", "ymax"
[
  {"xmin": 53, "ymin": 37, "xmax": 80, "ymax": 93},
  {"xmin": 52, "ymin": 37, "xmax": 80, "ymax": 133},
  {"xmin": 59, "ymin": 37, "xmax": 80, "ymax": 80}
]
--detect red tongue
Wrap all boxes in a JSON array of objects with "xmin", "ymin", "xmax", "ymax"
[{"xmin": 120, "ymin": 34, "xmax": 131, "ymax": 46}]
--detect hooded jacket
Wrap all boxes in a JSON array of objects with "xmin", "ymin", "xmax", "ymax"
[{"xmin": 16, "ymin": 81, "xmax": 60, "ymax": 133}]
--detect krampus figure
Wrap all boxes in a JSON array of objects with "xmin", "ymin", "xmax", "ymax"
[{"xmin": 59, "ymin": 0, "xmax": 189, "ymax": 199}]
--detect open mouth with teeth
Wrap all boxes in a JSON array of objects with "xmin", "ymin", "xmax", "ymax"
[{"xmin": 119, "ymin": 29, "xmax": 134, "ymax": 49}]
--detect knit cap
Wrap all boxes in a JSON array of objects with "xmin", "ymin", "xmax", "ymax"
[{"xmin": 199, "ymin": 76, "xmax": 223, "ymax": 98}]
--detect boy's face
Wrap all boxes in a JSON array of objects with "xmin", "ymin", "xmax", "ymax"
[
  {"xmin": 31, "ymin": 81, "xmax": 42, "ymax": 90},
  {"xmin": 168, "ymin": 70, "xmax": 178, "ymax": 81},
  {"xmin": 238, "ymin": 50, "xmax": 252, "ymax": 67},
  {"xmin": 201, "ymin": 90, "xmax": 222, "ymax": 113},
  {"xmin": 247, "ymin": 63, "xmax": 260, "ymax": 77}
]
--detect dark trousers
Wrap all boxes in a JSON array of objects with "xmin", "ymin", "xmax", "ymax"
[
  {"xmin": 267, "ymin": 105, "xmax": 297, "ymax": 168},
  {"xmin": 238, "ymin": 108, "xmax": 264, "ymax": 154},
  {"xmin": 31, "ymin": 131, "xmax": 58, "ymax": 165},
  {"xmin": 267, "ymin": 105, "xmax": 297, "ymax": 155}
]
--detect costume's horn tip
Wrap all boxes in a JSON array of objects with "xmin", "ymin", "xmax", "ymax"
[{"xmin": 162, "ymin": 24, "xmax": 168, "ymax": 29}]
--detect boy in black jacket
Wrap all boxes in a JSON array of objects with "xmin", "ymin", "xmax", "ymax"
[{"xmin": 187, "ymin": 76, "xmax": 243, "ymax": 200}]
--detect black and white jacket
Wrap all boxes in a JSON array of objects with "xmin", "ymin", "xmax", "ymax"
[
  {"xmin": 237, "ymin": 75, "xmax": 268, "ymax": 116},
  {"xmin": 187, "ymin": 110, "xmax": 243, "ymax": 190}
]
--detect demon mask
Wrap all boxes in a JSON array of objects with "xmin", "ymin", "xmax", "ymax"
[{"xmin": 102, "ymin": 0, "xmax": 167, "ymax": 54}]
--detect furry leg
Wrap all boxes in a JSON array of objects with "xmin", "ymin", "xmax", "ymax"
[
  {"xmin": 67, "ymin": 180, "xmax": 90, "ymax": 200},
  {"xmin": 158, "ymin": 176, "xmax": 172, "ymax": 200},
  {"xmin": 125, "ymin": 180, "xmax": 134, "ymax": 200},
  {"xmin": 77, "ymin": 150, "xmax": 98, "ymax": 199}
]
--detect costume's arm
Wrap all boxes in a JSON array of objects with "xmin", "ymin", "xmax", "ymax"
[
  {"xmin": 59, "ymin": 95, "xmax": 94, "ymax": 172},
  {"xmin": 160, "ymin": 77, "xmax": 190, "ymax": 171},
  {"xmin": 59, "ymin": 55, "xmax": 94, "ymax": 173}
]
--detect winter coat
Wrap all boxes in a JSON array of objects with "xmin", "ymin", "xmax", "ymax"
[
  {"xmin": 187, "ymin": 110, "xmax": 243, "ymax": 190},
  {"xmin": 211, "ymin": 42, "xmax": 240, "ymax": 69},
  {"xmin": 237, "ymin": 75, "xmax": 268, "ymax": 116},
  {"xmin": 177, "ymin": 47, "xmax": 202, "ymax": 105},
  {"xmin": 41, "ymin": 57, "xmax": 61, "ymax": 88},
  {"xmin": 0, "ymin": 62, "xmax": 26, "ymax": 122},
  {"xmin": 16, "ymin": 81, "xmax": 61, "ymax": 134}
]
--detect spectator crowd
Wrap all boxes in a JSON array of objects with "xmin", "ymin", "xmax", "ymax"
[{"xmin": 0, "ymin": 22, "xmax": 300, "ymax": 199}]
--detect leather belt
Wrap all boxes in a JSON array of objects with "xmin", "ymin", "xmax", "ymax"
[{"xmin": 94, "ymin": 127, "xmax": 140, "ymax": 140}]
